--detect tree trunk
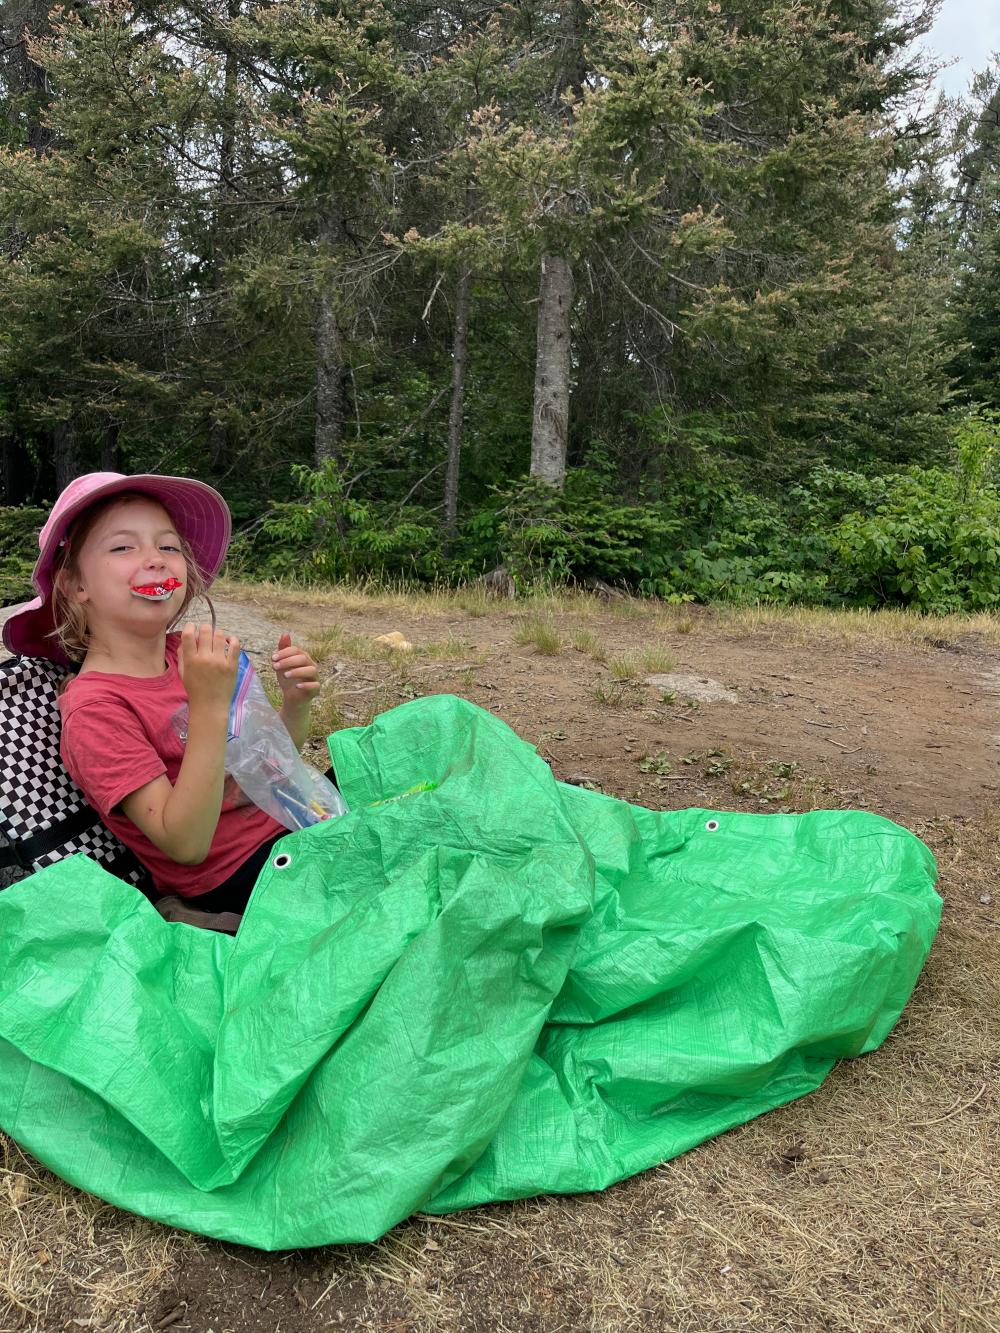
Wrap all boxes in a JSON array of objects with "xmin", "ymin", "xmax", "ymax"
[
  {"xmin": 443, "ymin": 265, "xmax": 472, "ymax": 538},
  {"xmin": 528, "ymin": 3, "xmax": 583, "ymax": 491},
  {"xmin": 52, "ymin": 420, "xmax": 77, "ymax": 493},
  {"xmin": 2, "ymin": 442, "xmax": 43, "ymax": 504},
  {"xmin": 99, "ymin": 423, "xmax": 120, "ymax": 474},
  {"xmin": 5, "ymin": 0, "xmax": 55, "ymax": 157},
  {"xmin": 205, "ymin": 0, "xmax": 240, "ymax": 474},
  {"xmin": 314, "ymin": 209, "xmax": 345, "ymax": 470},
  {"xmin": 529, "ymin": 253, "xmax": 574, "ymax": 488}
]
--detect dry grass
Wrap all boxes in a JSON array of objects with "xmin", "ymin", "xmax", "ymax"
[
  {"xmin": 0, "ymin": 1138, "xmax": 193, "ymax": 1331},
  {"xmin": 573, "ymin": 629, "xmax": 608, "ymax": 662},
  {"xmin": 217, "ymin": 573, "xmax": 1000, "ymax": 652},
  {"xmin": 592, "ymin": 677, "xmax": 641, "ymax": 708},
  {"xmin": 608, "ymin": 648, "xmax": 675, "ymax": 681},
  {"xmin": 217, "ymin": 574, "xmax": 611, "ymax": 624},
  {"xmin": 716, "ymin": 602, "xmax": 1000, "ymax": 650},
  {"xmin": 514, "ymin": 616, "xmax": 563, "ymax": 656}
]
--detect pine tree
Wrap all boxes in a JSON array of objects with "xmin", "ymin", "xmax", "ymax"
[{"xmin": 951, "ymin": 65, "xmax": 1000, "ymax": 409}]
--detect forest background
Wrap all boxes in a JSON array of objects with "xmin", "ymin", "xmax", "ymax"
[{"xmin": 2, "ymin": 0, "xmax": 1000, "ymax": 614}]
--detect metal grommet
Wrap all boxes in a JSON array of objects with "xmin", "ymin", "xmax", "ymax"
[
  {"xmin": 705, "ymin": 819, "xmax": 719, "ymax": 832},
  {"xmin": 273, "ymin": 852, "xmax": 292, "ymax": 870}
]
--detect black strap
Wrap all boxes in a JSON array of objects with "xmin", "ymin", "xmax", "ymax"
[
  {"xmin": 0, "ymin": 841, "xmax": 23, "ymax": 871},
  {"xmin": 1, "ymin": 803, "xmax": 107, "ymax": 868}
]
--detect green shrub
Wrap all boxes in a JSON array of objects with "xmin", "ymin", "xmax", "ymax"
[
  {"xmin": 0, "ymin": 505, "xmax": 46, "ymax": 604},
  {"xmin": 829, "ymin": 412, "xmax": 1000, "ymax": 612},
  {"xmin": 238, "ymin": 461, "xmax": 445, "ymax": 583},
  {"xmin": 231, "ymin": 409, "xmax": 1000, "ymax": 614},
  {"xmin": 463, "ymin": 473, "xmax": 683, "ymax": 590}
]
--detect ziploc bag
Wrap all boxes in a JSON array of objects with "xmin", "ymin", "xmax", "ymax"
[{"xmin": 174, "ymin": 652, "xmax": 348, "ymax": 830}]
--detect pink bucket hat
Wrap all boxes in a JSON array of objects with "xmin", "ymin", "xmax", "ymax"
[{"xmin": 2, "ymin": 472, "xmax": 231, "ymax": 665}]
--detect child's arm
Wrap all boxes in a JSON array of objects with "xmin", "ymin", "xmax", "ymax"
[
  {"xmin": 272, "ymin": 631, "xmax": 321, "ymax": 751},
  {"xmin": 122, "ymin": 624, "xmax": 240, "ymax": 865}
]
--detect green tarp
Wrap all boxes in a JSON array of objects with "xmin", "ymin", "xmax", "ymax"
[{"xmin": 0, "ymin": 695, "xmax": 940, "ymax": 1249}]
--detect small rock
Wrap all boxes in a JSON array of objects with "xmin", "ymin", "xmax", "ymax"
[
  {"xmin": 979, "ymin": 893, "xmax": 992, "ymax": 906},
  {"xmin": 374, "ymin": 632, "xmax": 413, "ymax": 652},
  {"xmin": 646, "ymin": 672, "xmax": 738, "ymax": 705}
]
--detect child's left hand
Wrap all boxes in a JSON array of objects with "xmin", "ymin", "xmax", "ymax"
[{"xmin": 272, "ymin": 632, "xmax": 320, "ymax": 708}]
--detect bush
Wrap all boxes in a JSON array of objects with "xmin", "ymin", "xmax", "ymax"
[
  {"xmin": 233, "ymin": 410, "xmax": 1000, "ymax": 614},
  {"xmin": 237, "ymin": 461, "xmax": 445, "ymax": 584},
  {"xmin": 0, "ymin": 506, "xmax": 46, "ymax": 605},
  {"xmin": 829, "ymin": 412, "xmax": 1000, "ymax": 612},
  {"xmin": 462, "ymin": 474, "xmax": 684, "ymax": 590}
]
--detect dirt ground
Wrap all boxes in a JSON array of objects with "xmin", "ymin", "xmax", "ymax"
[{"xmin": 2, "ymin": 585, "xmax": 998, "ymax": 1333}]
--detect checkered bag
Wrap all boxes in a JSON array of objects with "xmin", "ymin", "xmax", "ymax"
[{"xmin": 0, "ymin": 655, "xmax": 152, "ymax": 893}]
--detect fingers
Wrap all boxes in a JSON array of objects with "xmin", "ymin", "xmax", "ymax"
[
  {"xmin": 273, "ymin": 651, "xmax": 312, "ymax": 671},
  {"xmin": 181, "ymin": 623, "xmax": 240, "ymax": 661},
  {"xmin": 272, "ymin": 638, "xmax": 319, "ymax": 695}
]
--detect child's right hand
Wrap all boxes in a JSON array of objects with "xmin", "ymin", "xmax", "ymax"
[{"xmin": 178, "ymin": 622, "xmax": 240, "ymax": 714}]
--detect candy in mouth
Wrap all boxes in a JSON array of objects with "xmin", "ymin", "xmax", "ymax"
[{"xmin": 130, "ymin": 577, "xmax": 183, "ymax": 601}]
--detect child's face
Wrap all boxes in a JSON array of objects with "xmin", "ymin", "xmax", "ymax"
[{"xmin": 70, "ymin": 497, "xmax": 189, "ymax": 637}]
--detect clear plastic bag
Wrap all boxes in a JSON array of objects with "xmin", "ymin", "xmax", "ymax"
[{"xmin": 173, "ymin": 652, "xmax": 348, "ymax": 831}]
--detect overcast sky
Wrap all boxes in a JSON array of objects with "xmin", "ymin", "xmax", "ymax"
[{"xmin": 923, "ymin": 0, "xmax": 1000, "ymax": 98}]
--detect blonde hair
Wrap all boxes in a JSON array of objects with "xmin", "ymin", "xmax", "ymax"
[{"xmin": 49, "ymin": 491, "xmax": 214, "ymax": 664}]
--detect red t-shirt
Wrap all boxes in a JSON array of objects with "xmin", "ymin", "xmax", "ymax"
[{"xmin": 58, "ymin": 634, "xmax": 286, "ymax": 898}]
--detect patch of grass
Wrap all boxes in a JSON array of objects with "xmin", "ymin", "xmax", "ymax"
[
  {"xmin": 306, "ymin": 624, "xmax": 384, "ymax": 662},
  {"xmin": 607, "ymin": 648, "xmax": 672, "ymax": 679},
  {"xmin": 452, "ymin": 587, "xmax": 492, "ymax": 617},
  {"xmin": 308, "ymin": 686, "xmax": 348, "ymax": 745},
  {"xmin": 573, "ymin": 629, "xmax": 608, "ymax": 662},
  {"xmin": 638, "ymin": 647, "xmax": 674, "ymax": 673},
  {"xmin": 608, "ymin": 595, "xmax": 647, "ymax": 620},
  {"xmin": 419, "ymin": 635, "xmax": 483, "ymax": 662},
  {"xmin": 592, "ymin": 678, "xmax": 637, "ymax": 707},
  {"xmin": 514, "ymin": 617, "xmax": 562, "ymax": 656},
  {"xmin": 608, "ymin": 655, "xmax": 638, "ymax": 680},
  {"xmin": 718, "ymin": 601, "xmax": 1000, "ymax": 649}
]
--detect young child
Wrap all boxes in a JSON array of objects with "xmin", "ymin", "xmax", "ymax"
[{"xmin": 2, "ymin": 472, "xmax": 321, "ymax": 918}]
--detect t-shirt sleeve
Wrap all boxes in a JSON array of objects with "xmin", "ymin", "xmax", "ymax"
[{"xmin": 61, "ymin": 699, "xmax": 168, "ymax": 816}]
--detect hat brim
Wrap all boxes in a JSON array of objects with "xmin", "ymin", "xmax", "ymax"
[{"xmin": 2, "ymin": 474, "xmax": 231, "ymax": 665}]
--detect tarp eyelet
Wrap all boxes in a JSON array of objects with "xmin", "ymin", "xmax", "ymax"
[
  {"xmin": 273, "ymin": 852, "xmax": 292, "ymax": 870},
  {"xmin": 705, "ymin": 819, "xmax": 719, "ymax": 832}
]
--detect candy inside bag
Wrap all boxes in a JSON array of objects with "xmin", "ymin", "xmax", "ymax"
[{"xmin": 173, "ymin": 652, "xmax": 348, "ymax": 830}]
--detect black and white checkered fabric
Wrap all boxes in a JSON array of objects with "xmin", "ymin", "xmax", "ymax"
[{"xmin": 0, "ymin": 655, "xmax": 150, "ymax": 892}]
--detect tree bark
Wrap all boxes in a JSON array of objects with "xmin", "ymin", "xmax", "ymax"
[
  {"xmin": 528, "ymin": 3, "xmax": 584, "ymax": 491},
  {"xmin": 443, "ymin": 265, "xmax": 472, "ymax": 538},
  {"xmin": 314, "ymin": 209, "xmax": 346, "ymax": 470},
  {"xmin": 52, "ymin": 420, "xmax": 77, "ymax": 493},
  {"xmin": 4, "ymin": 0, "xmax": 55, "ymax": 157},
  {"xmin": 205, "ymin": 0, "xmax": 241, "ymax": 473},
  {"xmin": 99, "ymin": 422, "xmax": 120, "ymax": 474},
  {"xmin": 529, "ymin": 253, "xmax": 574, "ymax": 488}
]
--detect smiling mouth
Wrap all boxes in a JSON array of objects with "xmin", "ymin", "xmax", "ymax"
[{"xmin": 130, "ymin": 577, "xmax": 183, "ymax": 601}]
